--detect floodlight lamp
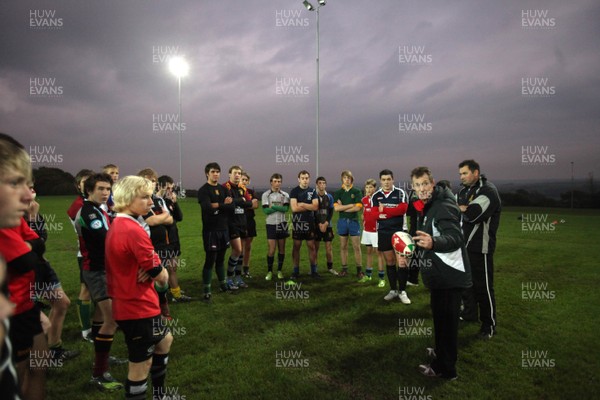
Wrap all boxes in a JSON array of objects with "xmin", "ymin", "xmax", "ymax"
[
  {"xmin": 318, "ymin": 0, "xmax": 326, "ymax": 6},
  {"xmin": 169, "ymin": 57, "xmax": 189, "ymax": 78},
  {"xmin": 303, "ymin": 1, "xmax": 315, "ymax": 11}
]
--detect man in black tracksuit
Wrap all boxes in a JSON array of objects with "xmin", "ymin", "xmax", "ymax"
[
  {"xmin": 411, "ymin": 167, "xmax": 472, "ymax": 380},
  {"xmin": 457, "ymin": 160, "xmax": 501, "ymax": 339}
]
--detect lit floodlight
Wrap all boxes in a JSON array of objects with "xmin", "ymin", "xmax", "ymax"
[
  {"xmin": 303, "ymin": 1, "xmax": 315, "ymax": 11},
  {"xmin": 168, "ymin": 56, "xmax": 189, "ymax": 78}
]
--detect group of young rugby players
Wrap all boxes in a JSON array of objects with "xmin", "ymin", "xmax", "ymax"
[{"xmin": 1, "ymin": 131, "xmax": 499, "ymax": 398}]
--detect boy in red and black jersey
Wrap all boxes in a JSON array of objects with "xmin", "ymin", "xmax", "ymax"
[
  {"xmin": 75, "ymin": 173, "xmax": 124, "ymax": 391},
  {"xmin": 223, "ymin": 166, "xmax": 254, "ymax": 289},
  {"xmin": 240, "ymin": 172, "xmax": 259, "ymax": 278}
]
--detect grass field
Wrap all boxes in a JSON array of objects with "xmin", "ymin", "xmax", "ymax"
[{"xmin": 33, "ymin": 196, "xmax": 600, "ymax": 400}]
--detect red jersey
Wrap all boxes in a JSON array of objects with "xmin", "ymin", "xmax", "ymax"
[
  {"xmin": 66, "ymin": 196, "xmax": 84, "ymax": 221},
  {"xmin": 0, "ymin": 219, "xmax": 39, "ymax": 315},
  {"xmin": 105, "ymin": 214, "xmax": 162, "ymax": 321},
  {"xmin": 362, "ymin": 195, "xmax": 377, "ymax": 233}
]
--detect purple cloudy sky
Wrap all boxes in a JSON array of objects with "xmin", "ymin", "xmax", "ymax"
[{"xmin": 1, "ymin": 0, "xmax": 599, "ymax": 190}]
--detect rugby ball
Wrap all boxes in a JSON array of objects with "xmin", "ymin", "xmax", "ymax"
[{"xmin": 392, "ymin": 231, "xmax": 415, "ymax": 257}]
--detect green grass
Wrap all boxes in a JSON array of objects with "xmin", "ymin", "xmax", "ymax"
[{"xmin": 35, "ymin": 197, "xmax": 600, "ymax": 399}]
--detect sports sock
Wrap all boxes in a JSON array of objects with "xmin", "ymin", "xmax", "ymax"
[
  {"xmin": 386, "ymin": 264, "xmax": 397, "ymax": 291},
  {"xmin": 378, "ymin": 270, "xmax": 385, "ymax": 280},
  {"xmin": 365, "ymin": 268, "xmax": 373, "ymax": 277},
  {"xmin": 356, "ymin": 266, "xmax": 363, "ymax": 275},
  {"xmin": 77, "ymin": 299, "xmax": 91, "ymax": 331},
  {"xmin": 170, "ymin": 286, "xmax": 181, "ymax": 299},
  {"xmin": 397, "ymin": 267, "xmax": 408, "ymax": 291},
  {"xmin": 277, "ymin": 253, "xmax": 285, "ymax": 271},
  {"xmin": 327, "ymin": 262, "xmax": 333, "ymax": 270},
  {"xmin": 92, "ymin": 333, "xmax": 113, "ymax": 377},
  {"xmin": 243, "ymin": 266, "xmax": 249, "ymax": 274},
  {"xmin": 310, "ymin": 264, "xmax": 317, "ymax": 274},
  {"xmin": 341, "ymin": 265, "xmax": 348, "ymax": 274},
  {"xmin": 125, "ymin": 378, "xmax": 147, "ymax": 399},
  {"xmin": 267, "ymin": 256, "xmax": 274, "ymax": 272},
  {"xmin": 151, "ymin": 353, "xmax": 169, "ymax": 397},
  {"xmin": 91, "ymin": 320, "xmax": 103, "ymax": 340},
  {"xmin": 293, "ymin": 266, "xmax": 300, "ymax": 276}
]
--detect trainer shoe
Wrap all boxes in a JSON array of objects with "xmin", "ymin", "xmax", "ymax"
[
  {"xmin": 384, "ymin": 290, "xmax": 398, "ymax": 301},
  {"xmin": 277, "ymin": 271, "xmax": 285, "ymax": 280},
  {"xmin": 51, "ymin": 347, "xmax": 80, "ymax": 361},
  {"xmin": 338, "ymin": 270, "xmax": 348, "ymax": 277},
  {"xmin": 478, "ymin": 326, "xmax": 496, "ymax": 340},
  {"xmin": 328, "ymin": 268, "xmax": 339, "ymax": 276},
  {"xmin": 265, "ymin": 271, "xmax": 273, "ymax": 281},
  {"xmin": 109, "ymin": 356, "xmax": 128, "ymax": 366},
  {"xmin": 82, "ymin": 332, "xmax": 94, "ymax": 344},
  {"xmin": 418, "ymin": 364, "xmax": 441, "ymax": 378},
  {"xmin": 426, "ymin": 347, "xmax": 437, "ymax": 359},
  {"xmin": 226, "ymin": 279, "xmax": 239, "ymax": 290},
  {"xmin": 398, "ymin": 291, "xmax": 411, "ymax": 305},
  {"xmin": 378, "ymin": 279, "xmax": 386, "ymax": 288},
  {"xmin": 243, "ymin": 272, "xmax": 253, "ymax": 279},
  {"xmin": 89, "ymin": 372, "xmax": 124, "ymax": 391},
  {"xmin": 290, "ymin": 273, "xmax": 300, "ymax": 281},
  {"xmin": 172, "ymin": 294, "xmax": 192, "ymax": 303},
  {"xmin": 310, "ymin": 272, "xmax": 322, "ymax": 279},
  {"xmin": 202, "ymin": 294, "xmax": 212, "ymax": 304},
  {"xmin": 236, "ymin": 278, "xmax": 249, "ymax": 289},
  {"xmin": 406, "ymin": 281, "xmax": 419, "ymax": 287},
  {"xmin": 358, "ymin": 275, "xmax": 372, "ymax": 283}
]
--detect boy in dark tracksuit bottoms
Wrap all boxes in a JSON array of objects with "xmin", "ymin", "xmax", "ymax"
[{"xmin": 410, "ymin": 167, "xmax": 471, "ymax": 380}]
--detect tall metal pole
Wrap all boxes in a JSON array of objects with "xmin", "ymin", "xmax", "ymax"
[
  {"xmin": 178, "ymin": 75, "xmax": 184, "ymax": 196},
  {"xmin": 570, "ymin": 161, "xmax": 574, "ymax": 209},
  {"xmin": 316, "ymin": 5, "xmax": 320, "ymax": 177}
]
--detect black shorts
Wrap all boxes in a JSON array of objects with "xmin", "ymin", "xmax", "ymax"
[
  {"xmin": 266, "ymin": 223, "xmax": 289, "ymax": 240},
  {"xmin": 228, "ymin": 225, "xmax": 248, "ymax": 240},
  {"xmin": 203, "ymin": 230, "xmax": 230, "ymax": 252},
  {"xmin": 292, "ymin": 221, "xmax": 316, "ymax": 241},
  {"xmin": 9, "ymin": 307, "xmax": 44, "ymax": 361},
  {"xmin": 246, "ymin": 217, "xmax": 257, "ymax": 238},
  {"xmin": 82, "ymin": 269, "xmax": 109, "ymax": 302},
  {"xmin": 315, "ymin": 226, "xmax": 334, "ymax": 242},
  {"xmin": 117, "ymin": 315, "xmax": 169, "ymax": 363},
  {"xmin": 378, "ymin": 230, "xmax": 395, "ymax": 252},
  {"xmin": 34, "ymin": 259, "xmax": 61, "ymax": 288},
  {"xmin": 156, "ymin": 246, "xmax": 181, "ymax": 262}
]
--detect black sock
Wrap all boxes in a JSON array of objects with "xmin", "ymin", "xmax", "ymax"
[
  {"xmin": 386, "ymin": 264, "xmax": 397, "ymax": 291},
  {"xmin": 91, "ymin": 320, "xmax": 103, "ymax": 340},
  {"xmin": 267, "ymin": 256, "xmax": 274, "ymax": 272},
  {"xmin": 397, "ymin": 268, "xmax": 408, "ymax": 291},
  {"xmin": 125, "ymin": 378, "xmax": 147, "ymax": 399},
  {"xmin": 277, "ymin": 253, "xmax": 285, "ymax": 271},
  {"xmin": 151, "ymin": 353, "xmax": 169, "ymax": 397},
  {"xmin": 327, "ymin": 262, "xmax": 333, "ymax": 270}
]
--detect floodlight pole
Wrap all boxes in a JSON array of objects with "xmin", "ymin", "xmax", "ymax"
[
  {"xmin": 177, "ymin": 74, "xmax": 184, "ymax": 197},
  {"xmin": 316, "ymin": 4, "xmax": 320, "ymax": 177}
]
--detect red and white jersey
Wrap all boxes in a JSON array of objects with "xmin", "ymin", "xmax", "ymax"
[{"xmin": 362, "ymin": 195, "xmax": 377, "ymax": 233}]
